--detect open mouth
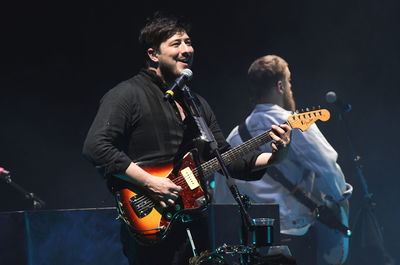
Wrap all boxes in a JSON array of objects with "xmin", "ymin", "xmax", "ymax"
[{"xmin": 177, "ymin": 57, "xmax": 191, "ymax": 65}]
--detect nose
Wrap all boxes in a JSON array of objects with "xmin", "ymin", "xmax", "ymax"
[{"xmin": 180, "ymin": 43, "xmax": 194, "ymax": 55}]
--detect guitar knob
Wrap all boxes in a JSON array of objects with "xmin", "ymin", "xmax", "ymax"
[{"xmin": 166, "ymin": 212, "xmax": 173, "ymax": 220}]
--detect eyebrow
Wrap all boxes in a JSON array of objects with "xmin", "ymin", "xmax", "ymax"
[{"xmin": 168, "ymin": 37, "xmax": 191, "ymax": 46}]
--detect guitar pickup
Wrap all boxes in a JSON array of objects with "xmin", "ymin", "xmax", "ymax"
[{"xmin": 181, "ymin": 167, "xmax": 200, "ymax": 190}]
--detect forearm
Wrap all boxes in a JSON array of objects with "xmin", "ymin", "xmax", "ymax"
[
  {"xmin": 254, "ymin": 152, "xmax": 273, "ymax": 167},
  {"xmin": 118, "ymin": 162, "xmax": 182, "ymax": 208},
  {"xmin": 116, "ymin": 162, "xmax": 156, "ymax": 188},
  {"xmin": 254, "ymin": 124, "xmax": 291, "ymax": 168},
  {"xmin": 253, "ymin": 147, "xmax": 288, "ymax": 168}
]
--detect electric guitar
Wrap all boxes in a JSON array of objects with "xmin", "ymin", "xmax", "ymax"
[{"xmin": 114, "ymin": 109, "xmax": 330, "ymax": 245}]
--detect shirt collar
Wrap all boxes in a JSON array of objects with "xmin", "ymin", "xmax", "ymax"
[
  {"xmin": 253, "ymin": 103, "xmax": 287, "ymax": 113},
  {"xmin": 140, "ymin": 68, "xmax": 168, "ymax": 92}
]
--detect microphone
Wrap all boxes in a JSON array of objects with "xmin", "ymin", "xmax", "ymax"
[
  {"xmin": 325, "ymin": 91, "xmax": 352, "ymax": 112},
  {"xmin": 164, "ymin": 68, "xmax": 193, "ymax": 101}
]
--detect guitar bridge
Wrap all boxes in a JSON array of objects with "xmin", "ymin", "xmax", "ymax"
[
  {"xmin": 195, "ymin": 195, "xmax": 207, "ymax": 206},
  {"xmin": 130, "ymin": 195, "xmax": 154, "ymax": 218}
]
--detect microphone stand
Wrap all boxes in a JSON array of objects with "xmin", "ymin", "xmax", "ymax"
[
  {"xmin": 180, "ymin": 85, "xmax": 255, "ymax": 265},
  {"xmin": 336, "ymin": 109, "xmax": 394, "ymax": 265},
  {"xmin": 0, "ymin": 171, "xmax": 46, "ymax": 210}
]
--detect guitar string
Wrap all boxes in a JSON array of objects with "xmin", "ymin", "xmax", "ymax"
[
  {"xmin": 196, "ymin": 131, "xmax": 273, "ymax": 177},
  {"xmin": 134, "ymin": 129, "xmax": 279, "ymax": 212},
  {"xmin": 133, "ymin": 128, "xmax": 274, "ymax": 212},
  {"xmin": 132, "ymin": 114, "xmax": 321, "ymax": 213},
  {"xmin": 133, "ymin": 175, "xmax": 191, "ymax": 212},
  {"xmin": 134, "ymin": 130, "xmax": 275, "ymax": 212},
  {"xmin": 131, "ymin": 172, "xmax": 191, "ymax": 212}
]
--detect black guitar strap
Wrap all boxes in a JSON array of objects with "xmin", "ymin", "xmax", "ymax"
[
  {"xmin": 237, "ymin": 122, "xmax": 350, "ymax": 236},
  {"xmin": 238, "ymin": 122, "xmax": 318, "ymax": 210}
]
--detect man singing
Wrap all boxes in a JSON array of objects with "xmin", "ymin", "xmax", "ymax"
[{"xmin": 82, "ymin": 14, "xmax": 291, "ymax": 265}]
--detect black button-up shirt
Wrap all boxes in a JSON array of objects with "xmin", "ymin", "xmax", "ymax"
[{"xmin": 82, "ymin": 69, "xmax": 263, "ymax": 189}]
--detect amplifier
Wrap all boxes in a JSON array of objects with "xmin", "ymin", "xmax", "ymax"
[{"xmin": 208, "ymin": 203, "xmax": 280, "ymax": 249}]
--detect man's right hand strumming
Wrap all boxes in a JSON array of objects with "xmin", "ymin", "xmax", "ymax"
[
  {"xmin": 144, "ymin": 175, "xmax": 183, "ymax": 208},
  {"xmin": 118, "ymin": 162, "xmax": 182, "ymax": 208}
]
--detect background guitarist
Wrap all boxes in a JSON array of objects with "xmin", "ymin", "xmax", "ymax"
[
  {"xmin": 82, "ymin": 13, "xmax": 292, "ymax": 265},
  {"xmin": 213, "ymin": 55, "xmax": 353, "ymax": 265}
]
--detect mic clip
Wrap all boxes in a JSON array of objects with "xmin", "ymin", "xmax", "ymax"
[{"xmin": 163, "ymin": 69, "xmax": 193, "ymax": 101}]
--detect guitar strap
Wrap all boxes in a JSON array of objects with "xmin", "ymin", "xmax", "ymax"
[
  {"xmin": 237, "ymin": 122, "xmax": 350, "ymax": 235},
  {"xmin": 238, "ymin": 122, "xmax": 318, "ymax": 210}
]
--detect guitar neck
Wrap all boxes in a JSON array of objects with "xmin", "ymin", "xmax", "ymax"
[
  {"xmin": 197, "ymin": 126, "xmax": 277, "ymax": 177},
  {"xmin": 194, "ymin": 108, "xmax": 330, "ymax": 178}
]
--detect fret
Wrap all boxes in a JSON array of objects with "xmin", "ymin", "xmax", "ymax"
[
  {"xmin": 193, "ymin": 109, "xmax": 331, "ymax": 178},
  {"xmin": 196, "ymin": 129, "xmax": 273, "ymax": 177}
]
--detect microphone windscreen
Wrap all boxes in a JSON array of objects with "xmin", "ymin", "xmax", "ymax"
[
  {"xmin": 325, "ymin": 91, "xmax": 337, "ymax": 104},
  {"xmin": 181, "ymin": 68, "xmax": 193, "ymax": 79}
]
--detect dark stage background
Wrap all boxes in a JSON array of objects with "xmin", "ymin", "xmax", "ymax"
[{"xmin": 1, "ymin": 0, "xmax": 399, "ymax": 263}]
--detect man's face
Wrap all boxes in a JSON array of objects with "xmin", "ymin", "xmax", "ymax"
[
  {"xmin": 282, "ymin": 67, "xmax": 296, "ymax": 112},
  {"xmin": 154, "ymin": 31, "xmax": 194, "ymax": 80}
]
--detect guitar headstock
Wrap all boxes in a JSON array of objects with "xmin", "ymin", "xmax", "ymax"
[{"xmin": 287, "ymin": 109, "xmax": 330, "ymax": 132}]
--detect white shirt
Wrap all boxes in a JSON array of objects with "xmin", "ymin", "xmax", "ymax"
[{"xmin": 213, "ymin": 104, "xmax": 351, "ymax": 235}]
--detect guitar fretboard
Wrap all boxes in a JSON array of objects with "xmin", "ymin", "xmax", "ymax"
[{"xmin": 194, "ymin": 128, "xmax": 274, "ymax": 177}]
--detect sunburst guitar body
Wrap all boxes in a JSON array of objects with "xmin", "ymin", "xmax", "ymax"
[{"xmin": 115, "ymin": 152, "xmax": 208, "ymax": 245}]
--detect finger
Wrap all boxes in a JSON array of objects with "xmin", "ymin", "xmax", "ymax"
[
  {"xmin": 277, "ymin": 141, "xmax": 287, "ymax": 148},
  {"xmin": 159, "ymin": 201, "xmax": 167, "ymax": 208},
  {"xmin": 279, "ymin": 124, "xmax": 291, "ymax": 132},
  {"xmin": 271, "ymin": 142, "xmax": 279, "ymax": 152},
  {"xmin": 272, "ymin": 127, "xmax": 286, "ymax": 138},
  {"xmin": 271, "ymin": 124, "xmax": 286, "ymax": 134},
  {"xmin": 167, "ymin": 199, "xmax": 175, "ymax": 206},
  {"xmin": 269, "ymin": 130, "xmax": 282, "ymax": 142},
  {"xmin": 281, "ymin": 136, "xmax": 290, "ymax": 142},
  {"xmin": 168, "ymin": 191, "xmax": 179, "ymax": 199},
  {"xmin": 168, "ymin": 187, "xmax": 182, "ymax": 194}
]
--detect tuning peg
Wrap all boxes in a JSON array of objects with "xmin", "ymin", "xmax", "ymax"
[
  {"xmin": 311, "ymin": 106, "xmax": 316, "ymax": 110},
  {"xmin": 306, "ymin": 107, "xmax": 310, "ymax": 112},
  {"xmin": 295, "ymin": 109, "xmax": 299, "ymax": 114}
]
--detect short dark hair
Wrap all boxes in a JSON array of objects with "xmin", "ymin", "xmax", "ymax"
[
  {"xmin": 247, "ymin": 55, "xmax": 288, "ymax": 99},
  {"xmin": 139, "ymin": 11, "xmax": 191, "ymax": 65}
]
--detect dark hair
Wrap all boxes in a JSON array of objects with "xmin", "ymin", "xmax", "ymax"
[
  {"xmin": 139, "ymin": 11, "xmax": 191, "ymax": 65},
  {"xmin": 247, "ymin": 55, "xmax": 288, "ymax": 99}
]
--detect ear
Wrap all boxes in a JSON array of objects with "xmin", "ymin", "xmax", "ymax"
[
  {"xmin": 147, "ymin": 48, "xmax": 159, "ymax": 63},
  {"xmin": 277, "ymin": 80, "xmax": 285, "ymax": 94}
]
